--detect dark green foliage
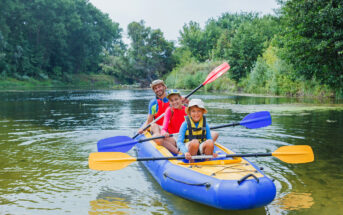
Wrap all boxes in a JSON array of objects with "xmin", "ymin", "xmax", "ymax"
[
  {"xmin": 179, "ymin": 21, "xmax": 207, "ymax": 61},
  {"xmin": 178, "ymin": 13, "xmax": 280, "ymax": 82},
  {"xmin": 1, "ymin": 0, "xmax": 342, "ymax": 97},
  {"xmin": 279, "ymin": 0, "xmax": 343, "ymax": 90},
  {"xmin": 126, "ymin": 21, "xmax": 175, "ymax": 85},
  {"xmin": 0, "ymin": 0, "xmax": 123, "ymax": 80},
  {"xmin": 228, "ymin": 16, "xmax": 280, "ymax": 81},
  {"xmin": 179, "ymin": 13, "xmax": 259, "ymax": 62}
]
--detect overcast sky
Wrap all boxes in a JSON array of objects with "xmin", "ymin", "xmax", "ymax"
[{"xmin": 89, "ymin": 0, "xmax": 279, "ymax": 43}]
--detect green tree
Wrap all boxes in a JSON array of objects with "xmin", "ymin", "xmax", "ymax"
[
  {"xmin": 179, "ymin": 13, "xmax": 260, "ymax": 62},
  {"xmin": 0, "ymin": 0, "xmax": 124, "ymax": 80},
  {"xmin": 126, "ymin": 21, "xmax": 175, "ymax": 85},
  {"xmin": 213, "ymin": 30, "xmax": 231, "ymax": 59},
  {"xmin": 228, "ymin": 16, "xmax": 280, "ymax": 81},
  {"xmin": 179, "ymin": 21, "xmax": 207, "ymax": 61},
  {"xmin": 0, "ymin": 31, "xmax": 7, "ymax": 75},
  {"xmin": 279, "ymin": 0, "xmax": 343, "ymax": 91}
]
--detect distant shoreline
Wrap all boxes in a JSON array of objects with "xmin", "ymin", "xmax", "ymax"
[{"xmin": 1, "ymin": 79, "xmax": 340, "ymax": 101}]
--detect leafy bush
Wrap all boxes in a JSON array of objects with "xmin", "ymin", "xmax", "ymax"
[{"xmin": 242, "ymin": 44, "xmax": 335, "ymax": 97}]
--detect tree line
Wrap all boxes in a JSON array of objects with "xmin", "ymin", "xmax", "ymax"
[
  {"xmin": 0, "ymin": 0, "xmax": 124, "ymax": 81},
  {"xmin": 1, "ymin": 0, "xmax": 342, "ymax": 97}
]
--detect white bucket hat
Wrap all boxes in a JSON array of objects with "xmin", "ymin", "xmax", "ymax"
[
  {"xmin": 186, "ymin": 99, "xmax": 208, "ymax": 114},
  {"xmin": 150, "ymin": 80, "xmax": 167, "ymax": 89}
]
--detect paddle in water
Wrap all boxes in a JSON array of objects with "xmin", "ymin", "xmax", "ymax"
[
  {"xmin": 89, "ymin": 145, "xmax": 315, "ymax": 171},
  {"xmin": 97, "ymin": 111, "xmax": 272, "ymax": 152}
]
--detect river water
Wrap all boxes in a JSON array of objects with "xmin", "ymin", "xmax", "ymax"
[{"xmin": 0, "ymin": 89, "xmax": 342, "ymax": 215}]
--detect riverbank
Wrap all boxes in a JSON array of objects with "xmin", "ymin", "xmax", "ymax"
[
  {"xmin": 1, "ymin": 69, "xmax": 340, "ymax": 101},
  {"xmin": 0, "ymin": 74, "xmax": 139, "ymax": 90},
  {"xmin": 165, "ymin": 61, "xmax": 341, "ymax": 99}
]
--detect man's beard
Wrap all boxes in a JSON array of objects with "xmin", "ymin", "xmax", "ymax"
[{"xmin": 156, "ymin": 90, "xmax": 165, "ymax": 98}]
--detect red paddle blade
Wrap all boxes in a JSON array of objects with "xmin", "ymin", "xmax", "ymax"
[{"xmin": 202, "ymin": 62, "xmax": 230, "ymax": 85}]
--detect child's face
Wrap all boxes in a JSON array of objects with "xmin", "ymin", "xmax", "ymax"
[
  {"xmin": 189, "ymin": 106, "xmax": 204, "ymax": 122},
  {"xmin": 169, "ymin": 94, "xmax": 182, "ymax": 109}
]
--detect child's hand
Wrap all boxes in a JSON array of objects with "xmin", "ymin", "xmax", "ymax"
[
  {"xmin": 138, "ymin": 128, "xmax": 144, "ymax": 134},
  {"xmin": 161, "ymin": 130, "xmax": 169, "ymax": 137},
  {"xmin": 181, "ymin": 97, "xmax": 189, "ymax": 105},
  {"xmin": 185, "ymin": 152, "xmax": 192, "ymax": 160},
  {"xmin": 213, "ymin": 153, "xmax": 218, "ymax": 158}
]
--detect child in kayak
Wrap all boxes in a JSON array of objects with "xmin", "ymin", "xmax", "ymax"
[
  {"xmin": 177, "ymin": 99, "xmax": 217, "ymax": 162},
  {"xmin": 160, "ymin": 89, "xmax": 187, "ymax": 154}
]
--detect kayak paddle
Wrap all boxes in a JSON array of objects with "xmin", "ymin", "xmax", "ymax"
[
  {"xmin": 131, "ymin": 62, "xmax": 230, "ymax": 139},
  {"xmin": 89, "ymin": 145, "xmax": 314, "ymax": 171},
  {"xmin": 210, "ymin": 111, "xmax": 272, "ymax": 130},
  {"xmin": 184, "ymin": 62, "xmax": 230, "ymax": 99},
  {"xmin": 97, "ymin": 111, "xmax": 272, "ymax": 152}
]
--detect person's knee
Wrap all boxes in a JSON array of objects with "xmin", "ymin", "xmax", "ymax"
[
  {"xmin": 155, "ymin": 138, "xmax": 163, "ymax": 145},
  {"xmin": 151, "ymin": 123, "xmax": 159, "ymax": 131},
  {"xmin": 211, "ymin": 131, "xmax": 219, "ymax": 141},
  {"xmin": 151, "ymin": 124, "xmax": 161, "ymax": 135},
  {"xmin": 164, "ymin": 138, "xmax": 176, "ymax": 146},
  {"xmin": 204, "ymin": 139, "xmax": 214, "ymax": 148},
  {"xmin": 190, "ymin": 139, "xmax": 199, "ymax": 147}
]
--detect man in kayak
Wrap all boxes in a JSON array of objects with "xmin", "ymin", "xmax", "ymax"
[
  {"xmin": 177, "ymin": 99, "xmax": 218, "ymax": 162},
  {"xmin": 138, "ymin": 80, "xmax": 169, "ymax": 136}
]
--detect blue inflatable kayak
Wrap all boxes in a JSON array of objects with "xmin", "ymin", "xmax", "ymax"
[{"xmin": 136, "ymin": 132, "xmax": 276, "ymax": 210}]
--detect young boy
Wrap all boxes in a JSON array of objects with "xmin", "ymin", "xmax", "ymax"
[
  {"xmin": 160, "ymin": 89, "xmax": 187, "ymax": 154},
  {"xmin": 177, "ymin": 99, "xmax": 217, "ymax": 162}
]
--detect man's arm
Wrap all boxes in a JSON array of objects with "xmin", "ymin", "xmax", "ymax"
[
  {"xmin": 138, "ymin": 98, "xmax": 157, "ymax": 134},
  {"xmin": 138, "ymin": 114, "xmax": 154, "ymax": 134}
]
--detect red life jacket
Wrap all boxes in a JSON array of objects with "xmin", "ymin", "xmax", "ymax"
[
  {"xmin": 167, "ymin": 106, "xmax": 187, "ymax": 134},
  {"xmin": 155, "ymin": 98, "xmax": 169, "ymax": 126}
]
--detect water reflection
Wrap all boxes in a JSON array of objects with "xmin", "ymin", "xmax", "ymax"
[
  {"xmin": 89, "ymin": 195, "xmax": 131, "ymax": 215},
  {"xmin": 275, "ymin": 192, "xmax": 314, "ymax": 210}
]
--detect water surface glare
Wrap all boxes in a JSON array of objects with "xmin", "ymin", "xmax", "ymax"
[{"xmin": 1, "ymin": 90, "xmax": 343, "ymax": 214}]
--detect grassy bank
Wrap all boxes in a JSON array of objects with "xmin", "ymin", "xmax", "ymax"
[
  {"xmin": 165, "ymin": 61, "xmax": 236, "ymax": 91},
  {"xmin": 0, "ymin": 74, "xmax": 131, "ymax": 90},
  {"xmin": 165, "ymin": 60, "xmax": 340, "ymax": 99}
]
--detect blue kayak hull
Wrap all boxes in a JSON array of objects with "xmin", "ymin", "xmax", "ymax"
[{"xmin": 136, "ymin": 135, "xmax": 276, "ymax": 210}]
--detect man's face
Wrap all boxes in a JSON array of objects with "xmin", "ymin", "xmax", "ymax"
[{"xmin": 153, "ymin": 84, "xmax": 166, "ymax": 98}]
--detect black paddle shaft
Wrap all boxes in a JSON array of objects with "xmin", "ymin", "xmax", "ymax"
[
  {"xmin": 136, "ymin": 152, "xmax": 273, "ymax": 162},
  {"xmin": 137, "ymin": 134, "xmax": 175, "ymax": 143},
  {"xmin": 185, "ymin": 84, "xmax": 203, "ymax": 99},
  {"xmin": 211, "ymin": 122, "xmax": 240, "ymax": 129}
]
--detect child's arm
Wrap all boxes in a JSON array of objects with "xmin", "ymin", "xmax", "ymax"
[
  {"xmin": 205, "ymin": 123, "xmax": 212, "ymax": 140},
  {"xmin": 161, "ymin": 107, "xmax": 172, "ymax": 135},
  {"xmin": 177, "ymin": 122, "xmax": 188, "ymax": 154}
]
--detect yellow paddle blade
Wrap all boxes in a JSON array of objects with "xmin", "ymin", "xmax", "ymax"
[
  {"xmin": 272, "ymin": 145, "xmax": 314, "ymax": 164},
  {"xmin": 88, "ymin": 152, "xmax": 137, "ymax": 171}
]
